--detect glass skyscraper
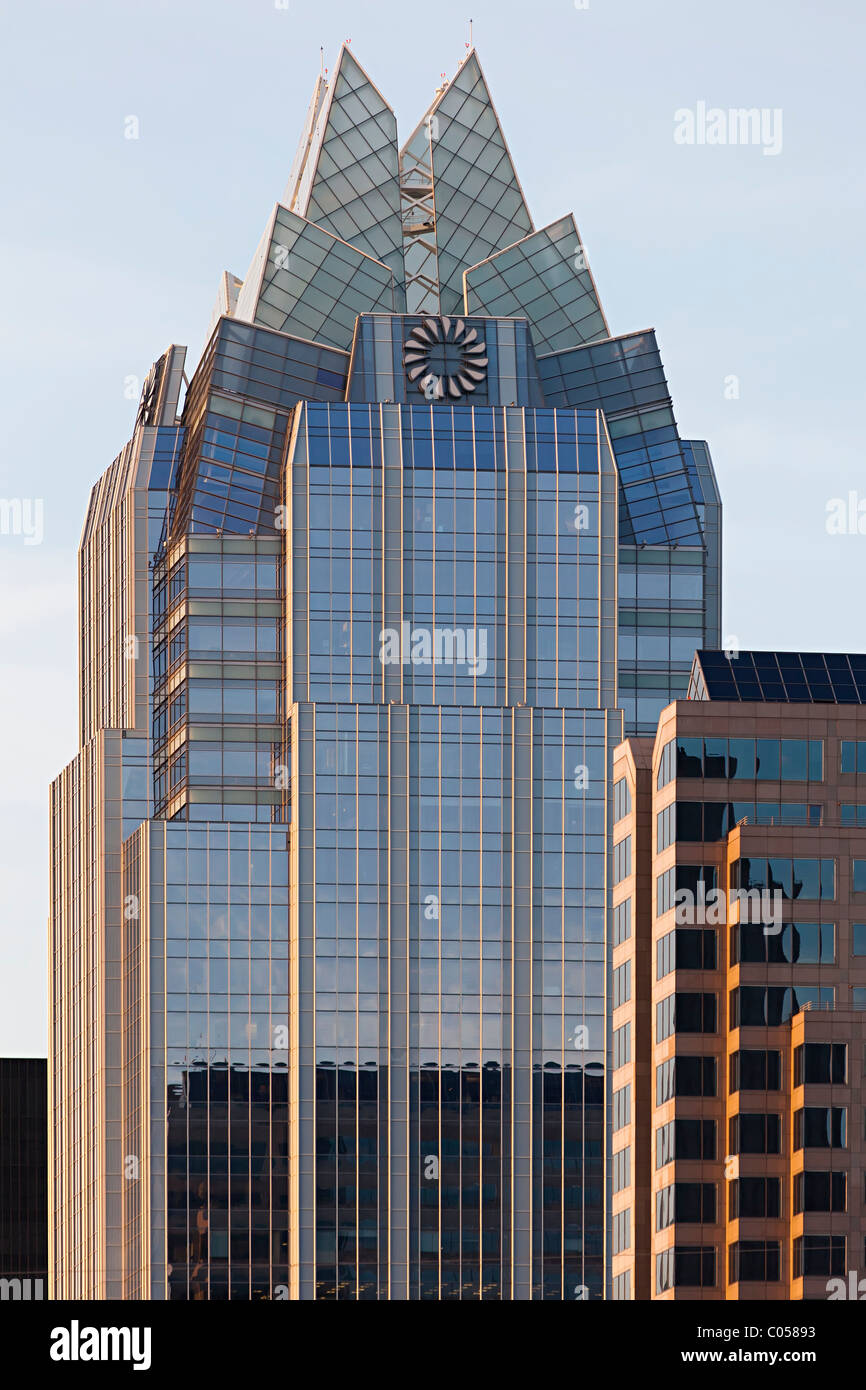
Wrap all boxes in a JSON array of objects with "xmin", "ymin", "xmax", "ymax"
[{"xmin": 49, "ymin": 44, "xmax": 720, "ymax": 1300}]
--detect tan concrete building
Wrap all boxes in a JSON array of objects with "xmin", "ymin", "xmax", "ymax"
[{"xmin": 611, "ymin": 650, "xmax": 866, "ymax": 1300}]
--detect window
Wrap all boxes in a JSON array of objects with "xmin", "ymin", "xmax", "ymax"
[
  {"xmin": 613, "ymin": 1147, "xmax": 631, "ymax": 1194},
  {"xmin": 793, "ymin": 1235, "xmax": 846, "ymax": 1278},
  {"xmin": 732, "ymin": 922, "xmax": 835, "ymax": 965},
  {"xmin": 853, "ymin": 860, "xmax": 866, "ymax": 893},
  {"xmin": 729, "ymin": 857, "xmax": 835, "ymax": 900},
  {"xmin": 675, "ymin": 800, "xmax": 823, "ymax": 841},
  {"xmin": 657, "ymin": 929, "xmax": 675, "ymax": 979},
  {"xmin": 656, "ymin": 1246, "xmax": 716, "ymax": 1292},
  {"xmin": 613, "ymin": 836, "xmax": 632, "ymax": 885},
  {"xmin": 613, "ymin": 960, "xmax": 631, "ymax": 1009},
  {"xmin": 656, "ymin": 1056, "xmax": 716, "ymax": 1104},
  {"xmin": 657, "ymin": 1183, "xmax": 716, "ymax": 1229},
  {"xmin": 730, "ymin": 985, "xmax": 835, "ymax": 1027},
  {"xmin": 614, "ymin": 777, "xmax": 631, "ymax": 823},
  {"xmin": 657, "ymin": 738, "xmax": 675, "ymax": 789},
  {"xmin": 613, "ymin": 1084, "xmax": 631, "ymax": 1132},
  {"xmin": 729, "ymin": 1113, "xmax": 782, "ymax": 1155},
  {"xmin": 657, "ymin": 1119, "xmax": 716, "ymax": 1168},
  {"xmin": 676, "ymin": 737, "xmax": 703, "ymax": 779},
  {"xmin": 794, "ymin": 1043, "xmax": 847, "ymax": 1086},
  {"xmin": 794, "ymin": 1107, "xmax": 847, "ymax": 1150},
  {"xmin": 794, "ymin": 1171, "xmax": 847, "ymax": 1214},
  {"xmin": 657, "ymin": 992, "xmax": 716, "ymax": 1041},
  {"xmin": 666, "ymin": 737, "xmax": 823, "ymax": 781},
  {"xmin": 612, "ymin": 1208, "xmax": 631, "ymax": 1255},
  {"xmin": 841, "ymin": 740, "xmax": 866, "ymax": 774},
  {"xmin": 729, "ymin": 1177, "xmax": 781, "ymax": 1219},
  {"xmin": 613, "ymin": 1022, "xmax": 631, "ymax": 1070},
  {"xmin": 612, "ymin": 1271, "xmax": 631, "ymax": 1301},
  {"xmin": 656, "ymin": 928, "xmax": 716, "ymax": 977},
  {"xmin": 853, "ymin": 923, "xmax": 866, "ymax": 956},
  {"xmin": 657, "ymin": 803, "xmax": 675, "ymax": 852},
  {"xmin": 613, "ymin": 898, "xmax": 632, "ymax": 946},
  {"xmin": 729, "ymin": 1049, "xmax": 781, "ymax": 1092},
  {"xmin": 657, "ymin": 868, "xmax": 675, "ymax": 917},
  {"xmin": 658, "ymin": 865, "xmax": 718, "ymax": 920},
  {"xmin": 729, "ymin": 1241, "xmax": 781, "ymax": 1283}
]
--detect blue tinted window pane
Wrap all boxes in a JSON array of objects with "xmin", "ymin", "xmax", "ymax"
[
  {"xmin": 755, "ymin": 740, "xmax": 780, "ymax": 780},
  {"xmin": 780, "ymin": 740, "xmax": 807, "ymax": 780},
  {"xmin": 728, "ymin": 739, "xmax": 755, "ymax": 779}
]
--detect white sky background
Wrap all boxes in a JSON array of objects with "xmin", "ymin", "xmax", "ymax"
[{"xmin": 0, "ymin": 0, "xmax": 864, "ymax": 1054}]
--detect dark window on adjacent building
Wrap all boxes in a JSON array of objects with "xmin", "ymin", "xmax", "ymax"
[
  {"xmin": 729, "ymin": 1112, "xmax": 782, "ymax": 1155},
  {"xmin": 794, "ymin": 1107, "xmax": 847, "ymax": 1150},
  {"xmin": 729, "ymin": 857, "xmax": 835, "ymax": 900},
  {"xmin": 669, "ymin": 736, "xmax": 822, "ymax": 781},
  {"xmin": 729, "ymin": 1176, "xmax": 781, "ymax": 1220},
  {"xmin": 657, "ymin": 992, "xmax": 716, "ymax": 1042},
  {"xmin": 657, "ymin": 1118, "xmax": 716, "ymax": 1168},
  {"xmin": 657, "ymin": 928, "xmax": 716, "ymax": 978},
  {"xmin": 729, "ymin": 1049, "xmax": 781, "ymax": 1093},
  {"xmin": 793, "ymin": 1235, "xmax": 846, "ymax": 1278},
  {"xmin": 656, "ymin": 1056, "xmax": 717, "ymax": 1105},
  {"xmin": 794, "ymin": 1171, "xmax": 847, "ymax": 1214},
  {"xmin": 656, "ymin": 1245, "xmax": 716, "ymax": 1293},
  {"xmin": 657, "ymin": 1182, "xmax": 716, "ymax": 1230},
  {"xmin": 794, "ymin": 1043, "xmax": 847, "ymax": 1086},
  {"xmin": 730, "ymin": 984, "xmax": 835, "ymax": 1028},
  {"xmin": 732, "ymin": 921, "xmax": 835, "ymax": 965},
  {"xmin": 729, "ymin": 1240, "xmax": 781, "ymax": 1284}
]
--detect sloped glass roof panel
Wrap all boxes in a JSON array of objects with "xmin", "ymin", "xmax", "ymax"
[
  {"xmin": 235, "ymin": 205, "xmax": 396, "ymax": 353},
  {"xmin": 407, "ymin": 52, "xmax": 534, "ymax": 315},
  {"xmin": 464, "ymin": 215, "xmax": 609, "ymax": 356},
  {"xmin": 292, "ymin": 47, "xmax": 405, "ymax": 304}
]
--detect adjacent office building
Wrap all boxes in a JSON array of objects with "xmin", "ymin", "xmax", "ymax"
[
  {"xmin": 612, "ymin": 650, "xmax": 866, "ymax": 1299},
  {"xmin": 50, "ymin": 46, "xmax": 720, "ymax": 1298},
  {"xmin": 0, "ymin": 1058, "xmax": 48, "ymax": 1299}
]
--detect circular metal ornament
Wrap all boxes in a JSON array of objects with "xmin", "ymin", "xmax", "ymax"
[{"xmin": 403, "ymin": 316, "xmax": 488, "ymax": 399}]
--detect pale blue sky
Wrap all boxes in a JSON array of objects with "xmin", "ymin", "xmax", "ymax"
[{"xmin": 1, "ymin": 0, "xmax": 864, "ymax": 1053}]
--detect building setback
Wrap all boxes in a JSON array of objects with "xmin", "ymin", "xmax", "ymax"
[
  {"xmin": 612, "ymin": 650, "xmax": 866, "ymax": 1299},
  {"xmin": 49, "ymin": 45, "xmax": 720, "ymax": 1299}
]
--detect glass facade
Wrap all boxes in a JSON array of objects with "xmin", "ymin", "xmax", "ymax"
[
  {"xmin": 50, "ymin": 43, "xmax": 721, "ymax": 1300},
  {"xmin": 290, "ymin": 701, "xmax": 614, "ymax": 1298}
]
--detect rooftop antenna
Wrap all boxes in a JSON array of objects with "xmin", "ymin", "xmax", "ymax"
[
  {"xmin": 320, "ymin": 46, "xmax": 324, "ymax": 78},
  {"xmin": 468, "ymin": 18, "xmax": 473, "ymax": 48}
]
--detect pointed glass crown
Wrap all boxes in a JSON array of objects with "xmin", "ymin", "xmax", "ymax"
[{"xmin": 230, "ymin": 44, "xmax": 608, "ymax": 357}]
